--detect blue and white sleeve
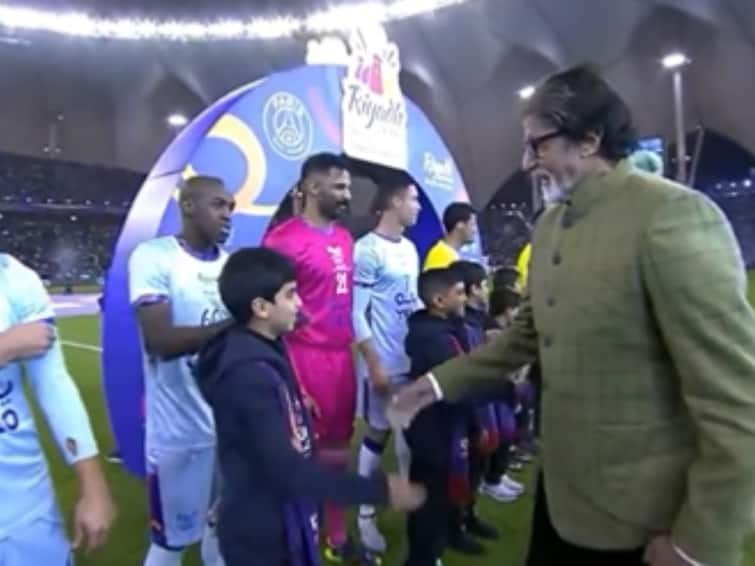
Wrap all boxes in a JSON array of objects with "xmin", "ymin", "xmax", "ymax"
[
  {"xmin": 352, "ymin": 238, "xmax": 380, "ymax": 343},
  {"xmin": 8, "ymin": 257, "xmax": 98, "ymax": 465},
  {"xmin": 129, "ymin": 240, "xmax": 171, "ymax": 308}
]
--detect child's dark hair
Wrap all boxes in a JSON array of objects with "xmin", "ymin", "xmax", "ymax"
[
  {"xmin": 219, "ymin": 247, "xmax": 295, "ymax": 324},
  {"xmin": 449, "ymin": 260, "xmax": 486, "ymax": 295},
  {"xmin": 418, "ymin": 268, "xmax": 463, "ymax": 308},
  {"xmin": 489, "ymin": 286, "xmax": 521, "ymax": 318},
  {"xmin": 492, "ymin": 265, "xmax": 520, "ymax": 290}
]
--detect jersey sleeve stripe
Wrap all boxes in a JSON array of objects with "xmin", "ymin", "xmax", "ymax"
[{"xmin": 132, "ymin": 294, "xmax": 170, "ymax": 308}]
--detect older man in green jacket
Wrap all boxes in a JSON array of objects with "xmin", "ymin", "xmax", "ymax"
[{"xmin": 391, "ymin": 65, "xmax": 755, "ymax": 566}]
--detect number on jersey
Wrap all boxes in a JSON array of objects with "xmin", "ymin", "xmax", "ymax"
[{"xmin": 0, "ymin": 409, "xmax": 19, "ymax": 433}]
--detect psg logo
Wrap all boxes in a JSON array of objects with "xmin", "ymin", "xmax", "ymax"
[{"xmin": 263, "ymin": 91, "xmax": 313, "ymax": 161}]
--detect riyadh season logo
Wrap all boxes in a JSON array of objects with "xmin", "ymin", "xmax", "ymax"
[
  {"xmin": 423, "ymin": 152, "xmax": 456, "ymax": 191},
  {"xmin": 341, "ymin": 26, "xmax": 408, "ymax": 170}
]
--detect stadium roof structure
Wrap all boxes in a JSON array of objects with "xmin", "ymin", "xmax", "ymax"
[{"xmin": 0, "ymin": 0, "xmax": 753, "ymax": 205}]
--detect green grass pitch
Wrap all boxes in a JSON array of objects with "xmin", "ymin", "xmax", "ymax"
[{"xmin": 34, "ymin": 272, "xmax": 755, "ymax": 565}]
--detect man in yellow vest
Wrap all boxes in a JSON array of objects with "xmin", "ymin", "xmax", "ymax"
[
  {"xmin": 423, "ymin": 202, "xmax": 477, "ymax": 271},
  {"xmin": 515, "ymin": 243, "xmax": 530, "ymax": 291}
]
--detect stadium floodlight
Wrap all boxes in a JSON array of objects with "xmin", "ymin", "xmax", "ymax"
[
  {"xmin": 662, "ymin": 51, "xmax": 691, "ymax": 183},
  {"xmin": 518, "ymin": 85, "xmax": 535, "ymax": 100},
  {"xmin": 166, "ymin": 113, "xmax": 188, "ymax": 128},
  {"xmin": 662, "ymin": 52, "xmax": 690, "ymax": 69},
  {"xmin": 0, "ymin": 0, "xmax": 470, "ymax": 41}
]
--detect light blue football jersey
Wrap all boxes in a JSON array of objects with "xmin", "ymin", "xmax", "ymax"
[
  {"xmin": 128, "ymin": 236, "xmax": 228, "ymax": 451},
  {"xmin": 353, "ymin": 232, "xmax": 420, "ymax": 378},
  {"xmin": 0, "ymin": 254, "xmax": 97, "ymax": 537}
]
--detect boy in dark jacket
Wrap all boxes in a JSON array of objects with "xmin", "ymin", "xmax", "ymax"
[
  {"xmin": 403, "ymin": 268, "xmax": 469, "ymax": 566},
  {"xmin": 196, "ymin": 247, "xmax": 424, "ymax": 566}
]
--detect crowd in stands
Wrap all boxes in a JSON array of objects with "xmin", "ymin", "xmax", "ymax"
[
  {"xmin": 0, "ymin": 211, "xmax": 121, "ymax": 284},
  {"xmin": 710, "ymin": 192, "xmax": 755, "ymax": 269},
  {"xmin": 0, "ymin": 151, "xmax": 143, "ymax": 207},
  {"xmin": 480, "ymin": 181, "xmax": 755, "ymax": 269},
  {"xmin": 478, "ymin": 202, "xmax": 532, "ymax": 267},
  {"xmin": 0, "ymin": 151, "xmax": 752, "ymax": 283}
]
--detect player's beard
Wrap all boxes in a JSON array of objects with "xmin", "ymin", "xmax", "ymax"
[{"xmin": 320, "ymin": 199, "xmax": 350, "ymax": 221}]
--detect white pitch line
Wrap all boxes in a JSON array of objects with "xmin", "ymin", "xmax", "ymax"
[{"xmin": 60, "ymin": 340, "xmax": 102, "ymax": 353}]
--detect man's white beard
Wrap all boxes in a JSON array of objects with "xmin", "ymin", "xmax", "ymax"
[{"xmin": 537, "ymin": 173, "xmax": 567, "ymax": 207}]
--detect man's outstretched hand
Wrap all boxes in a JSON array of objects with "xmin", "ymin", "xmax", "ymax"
[
  {"xmin": 386, "ymin": 375, "xmax": 439, "ymax": 429},
  {"xmin": 643, "ymin": 536, "xmax": 690, "ymax": 566},
  {"xmin": 386, "ymin": 475, "xmax": 426, "ymax": 511}
]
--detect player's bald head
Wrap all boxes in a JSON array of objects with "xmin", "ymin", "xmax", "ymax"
[
  {"xmin": 179, "ymin": 175, "xmax": 226, "ymax": 204},
  {"xmin": 177, "ymin": 175, "xmax": 235, "ymax": 244}
]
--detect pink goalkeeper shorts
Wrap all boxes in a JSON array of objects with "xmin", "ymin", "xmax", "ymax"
[{"xmin": 285, "ymin": 341, "xmax": 356, "ymax": 445}]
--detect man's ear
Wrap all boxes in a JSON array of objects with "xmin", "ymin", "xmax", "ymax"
[
  {"xmin": 302, "ymin": 177, "xmax": 319, "ymax": 198},
  {"xmin": 580, "ymin": 128, "xmax": 603, "ymax": 158}
]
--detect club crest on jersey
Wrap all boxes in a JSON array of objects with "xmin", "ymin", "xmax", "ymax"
[
  {"xmin": 326, "ymin": 246, "xmax": 347, "ymax": 270},
  {"xmin": 196, "ymin": 273, "xmax": 219, "ymax": 284}
]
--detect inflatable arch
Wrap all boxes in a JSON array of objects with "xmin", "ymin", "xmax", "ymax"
[{"xmin": 102, "ymin": 62, "xmax": 477, "ymax": 476}]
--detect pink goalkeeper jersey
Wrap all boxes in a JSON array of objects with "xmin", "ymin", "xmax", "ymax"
[{"xmin": 263, "ymin": 217, "xmax": 354, "ymax": 348}]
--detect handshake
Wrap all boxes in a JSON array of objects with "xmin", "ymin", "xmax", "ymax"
[
  {"xmin": 385, "ymin": 374, "xmax": 440, "ymax": 430},
  {"xmin": 385, "ymin": 475, "xmax": 426, "ymax": 511}
]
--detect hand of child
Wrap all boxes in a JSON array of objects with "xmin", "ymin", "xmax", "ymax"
[
  {"xmin": 386, "ymin": 474, "xmax": 426, "ymax": 512},
  {"xmin": 302, "ymin": 392, "xmax": 321, "ymax": 420}
]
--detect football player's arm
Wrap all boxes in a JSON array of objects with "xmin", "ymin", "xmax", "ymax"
[
  {"xmin": 11, "ymin": 259, "xmax": 114, "ymax": 550},
  {"xmin": 352, "ymin": 242, "xmax": 387, "ymax": 387},
  {"xmin": 134, "ymin": 303, "xmax": 228, "ymax": 360},
  {"xmin": 129, "ymin": 245, "xmax": 227, "ymax": 360},
  {"xmin": 0, "ymin": 321, "xmax": 54, "ymax": 365},
  {"xmin": 229, "ymin": 364, "xmax": 388, "ymax": 505}
]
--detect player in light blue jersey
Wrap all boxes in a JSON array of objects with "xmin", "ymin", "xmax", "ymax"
[
  {"xmin": 130, "ymin": 176, "xmax": 234, "ymax": 566},
  {"xmin": 353, "ymin": 175, "xmax": 422, "ymax": 553},
  {"xmin": 0, "ymin": 254, "xmax": 115, "ymax": 566}
]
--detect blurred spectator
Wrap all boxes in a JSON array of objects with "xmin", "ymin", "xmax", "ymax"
[
  {"xmin": 478, "ymin": 202, "xmax": 532, "ymax": 267},
  {"xmin": 479, "ymin": 180, "xmax": 754, "ymax": 270}
]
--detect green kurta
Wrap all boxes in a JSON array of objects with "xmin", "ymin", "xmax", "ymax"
[{"xmin": 433, "ymin": 159, "xmax": 755, "ymax": 565}]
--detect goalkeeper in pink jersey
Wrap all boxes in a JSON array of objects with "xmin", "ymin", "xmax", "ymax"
[{"xmin": 263, "ymin": 153, "xmax": 376, "ymax": 564}]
